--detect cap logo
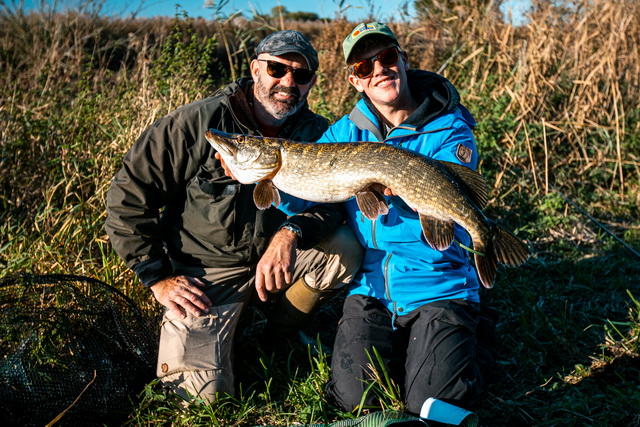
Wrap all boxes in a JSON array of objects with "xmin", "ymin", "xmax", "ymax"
[{"xmin": 352, "ymin": 23, "xmax": 376, "ymax": 38}]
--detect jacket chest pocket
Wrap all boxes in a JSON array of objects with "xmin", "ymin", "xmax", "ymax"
[
  {"xmin": 180, "ymin": 173, "xmax": 241, "ymax": 248},
  {"xmin": 196, "ymin": 176, "xmax": 240, "ymax": 200}
]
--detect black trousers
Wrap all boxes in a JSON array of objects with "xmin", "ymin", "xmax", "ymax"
[{"xmin": 326, "ymin": 294, "xmax": 494, "ymax": 415}]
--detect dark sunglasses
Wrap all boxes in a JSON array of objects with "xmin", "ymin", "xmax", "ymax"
[
  {"xmin": 257, "ymin": 59, "xmax": 315, "ymax": 85},
  {"xmin": 349, "ymin": 46, "xmax": 401, "ymax": 79}
]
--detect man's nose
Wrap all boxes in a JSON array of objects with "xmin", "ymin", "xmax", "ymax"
[
  {"xmin": 373, "ymin": 59, "xmax": 388, "ymax": 75},
  {"xmin": 278, "ymin": 69, "xmax": 296, "ymax": 86}
]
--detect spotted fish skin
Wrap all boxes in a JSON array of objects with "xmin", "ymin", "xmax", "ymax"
[{"xmin": 205, "ymin": 129, "xmax": 529, "ymax": 288}]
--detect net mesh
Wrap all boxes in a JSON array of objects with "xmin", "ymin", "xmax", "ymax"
[{"xmin": 0, "ymin": 273, "xmax": 158, "ymax": 426}]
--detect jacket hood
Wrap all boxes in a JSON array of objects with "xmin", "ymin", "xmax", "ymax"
[{"xmin": 404, "ymin": 69, "xmax": 460, "ymax": 128}]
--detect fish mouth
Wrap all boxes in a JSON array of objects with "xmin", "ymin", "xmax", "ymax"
[{"xmin": 205, "ymin": 129, "xmax": 239, "ymax": 156}]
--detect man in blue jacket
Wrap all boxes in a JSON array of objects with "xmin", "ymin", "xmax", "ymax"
[{"xmin": 278, "ymin": 22, "xmax": 496, "ymax": 414}]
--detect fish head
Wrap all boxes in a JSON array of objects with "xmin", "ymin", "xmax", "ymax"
[{"xmin": 205, "ymin": 129, "xmax": 282, "ymax": 184}]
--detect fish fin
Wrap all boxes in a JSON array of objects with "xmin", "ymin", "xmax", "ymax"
[
  {"xmin": 419, "ymin": 214, "xmax": 455, "ymax": 251},
  {"xmin": 439, "ymin": 161, "xmax": 489, "ymax": 209},
  {"xmin": 474, "ymin": 222, "xmax": 529, "ymax": 289},
  {"xmin": 473, "ymin": 242, "xmax": 497, "ymax": 289},
  {"xmin": 492, "ymin": 222, "xmax": 530, "ymax": 267},
  {"xmin": 253, "ymin": 179, "xmax": 280, "ymax": 210},
  {"xmin": 271, "ymin": 183, "xmax": 281, "ymax": 208},
  {"xmin": 368, "ymin": 186, "xmax": 389, "ymax": 216},
  {"xmin": 356, "ymin": 191, "xmax": 386, "ymax": 220}
]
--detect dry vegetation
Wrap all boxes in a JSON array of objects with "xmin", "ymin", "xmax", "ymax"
[{"xmin": 1, "ymin": 0, "xmax": 639, "ymax": 425}]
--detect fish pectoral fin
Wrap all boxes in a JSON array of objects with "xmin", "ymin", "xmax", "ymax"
[
  {"xmin": 367, "ymin": 186, "xmax": 389, "ymax": 216},
  {"xmin": 253, "ymin": 179, "xmax": 280, "ymax": 209},
  {"xmin": 419, "ymin": 214, "xmax": 455, "ymax": 251},
  {"xmin": 356, "ymin": 190, "xmax": 387, "ymax": 220}
]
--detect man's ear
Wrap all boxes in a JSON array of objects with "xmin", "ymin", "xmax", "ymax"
[
  {"xmin": 250, "ymin": 59, "xmax": 260, "ymax": 79},
  {"xmin": 348, "ymin": 73, "xmax": 365, "ymax": 93},
  {"xmin": 309, "ymin": 74, "xmax": 318, "ymax": 88},
  {"xmin": 400, "ymin": 50, "xmax": 410, "ymax": 70}
]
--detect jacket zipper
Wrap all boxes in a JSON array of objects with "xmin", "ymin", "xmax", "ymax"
[
  {"xmin": 370, "ymin": 214, "xmax": 378, "ymax": 249},
  {"xmin": 371, "ymin": 213, "xmax": 398, "ymax": 329},
  {"xmin": 383, "ymin": 252, "xmax": 398, "ymax": 329}
]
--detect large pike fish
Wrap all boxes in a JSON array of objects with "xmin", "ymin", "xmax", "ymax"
[{"xmin": 205, "ymin": 129, "xmax": 529, "ymax": 288}]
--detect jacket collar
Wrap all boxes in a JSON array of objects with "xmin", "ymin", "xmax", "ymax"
[
  {"xmin": 225, "ymin": 77, "xmax": 258, "ymax": 133},
  {"xmin": 405, "ymin": 69, "xmax": 460, "ymax": 128}
]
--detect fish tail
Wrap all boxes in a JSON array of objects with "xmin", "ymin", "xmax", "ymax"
[
  {"xmin": 474, "ymin": 223, "xmax": 530, "ymax": 289},
  {"xmin": 492, "ymin": 223, "xmax": 530, "ymax": 267}
]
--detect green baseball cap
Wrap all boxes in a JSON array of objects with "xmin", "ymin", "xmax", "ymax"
[{"xmin": 342, "ymin": 22, "xmax": 399, "ymax": 63}]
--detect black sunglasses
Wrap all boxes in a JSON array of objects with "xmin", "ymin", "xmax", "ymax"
[
  {"xmin": 257, "ymin": 59, "xmax": 315, "ymax": 85},
  {"xmin": 349, "ymin": 46, "xmax": 401, "ymax": 79}
]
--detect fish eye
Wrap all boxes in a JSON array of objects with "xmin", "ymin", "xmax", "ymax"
[{"xmin": 238, "ymin": 136, "xmax": 244, "ymax": 143}]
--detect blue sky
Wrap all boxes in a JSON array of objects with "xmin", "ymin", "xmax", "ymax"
[
  {"xmin": 20, "ymin": 0, "xmax": 529, "ymax": 24},
  {"xmin": 21, "ymin": 0, "xmax": 416, "ymax": 21},
  {"xmin": 144, "ymin": 0, "xmax": 415, "ymax": 21}
]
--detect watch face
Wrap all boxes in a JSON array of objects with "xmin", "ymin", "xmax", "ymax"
[{"xmin": 282, "ymin": 223, "xmax": 302, "ymax": 238}]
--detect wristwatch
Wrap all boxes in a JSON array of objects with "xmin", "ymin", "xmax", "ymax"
[{"xmin": 279, "ymin": 222, "xmax": 302, "ymax": 239}]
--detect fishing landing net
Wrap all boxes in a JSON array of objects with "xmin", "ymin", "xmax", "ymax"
[{"xmin": 0, "ymin": 273, "xmax": 158, "ymax": 426}]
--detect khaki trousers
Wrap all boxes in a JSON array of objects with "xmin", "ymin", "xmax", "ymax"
[{"xmin": 156, "ymin": 224, "xmax": 363, "ymax": 403}]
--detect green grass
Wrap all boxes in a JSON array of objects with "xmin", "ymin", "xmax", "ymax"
[{"xmin": 127, "ymin": 338, "xmax": 354, "ymax": 425}]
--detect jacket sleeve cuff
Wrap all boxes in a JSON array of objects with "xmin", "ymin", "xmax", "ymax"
[
  {"xmin": 281, "ymin": 216, "xmax": 316, "ymax": 250},
  {"xmin": 132, "ymin": 256, "xmax": 174, "ymax": 287}
]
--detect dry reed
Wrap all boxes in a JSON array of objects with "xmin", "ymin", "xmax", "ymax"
[{"xmin": 2, "ymin": 0, "xmax": 639, "ymax": 275}]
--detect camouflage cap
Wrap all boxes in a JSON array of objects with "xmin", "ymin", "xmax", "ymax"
[
  {"xmin": 342, "ymin": 22, "xmax": 399, "ymax": 63},
  {"xmin": 256, "ymin": 30, "xmax": 319, "ymax": 71}
]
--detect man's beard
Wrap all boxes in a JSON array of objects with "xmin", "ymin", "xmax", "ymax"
[{"xmin": 255, "ymin": 74, "xmax": 307, "ymax": 120}]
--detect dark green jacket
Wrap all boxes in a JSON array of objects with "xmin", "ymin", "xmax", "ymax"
[{"xmin": 105, "ymin": 77, "xmax": 336, "ymax": 286}]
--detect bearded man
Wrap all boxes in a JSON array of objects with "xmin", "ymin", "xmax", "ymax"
[{"xmin": 105, "ymin": 30, "xmax": 362, "ymax": 404}]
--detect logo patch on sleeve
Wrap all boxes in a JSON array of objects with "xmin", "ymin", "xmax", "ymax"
[{"xmin": 456, "ymin": 144, "xmax": 473, "ymax": 163}]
